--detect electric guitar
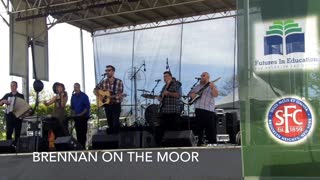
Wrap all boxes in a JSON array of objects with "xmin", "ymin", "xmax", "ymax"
[
  {"xmin": 184, "ymin": 77, "xmax": 221, "ymax": 105},
  {"xmin": 96, "ymin": 90, "xmax": 127, "ymax": 108},
  {"xmin": 158, "ymin": 81, "xmax": 174, "ymax": 112}
]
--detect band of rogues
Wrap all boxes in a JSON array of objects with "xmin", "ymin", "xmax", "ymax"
[{"xmin": 0, "ymin": 65, "xmax": 219, "ymax": 148}]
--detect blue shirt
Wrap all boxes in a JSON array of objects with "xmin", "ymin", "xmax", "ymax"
[{"xmin": 71, "ymin": 92, "xmax": 90, "ymax": 118}]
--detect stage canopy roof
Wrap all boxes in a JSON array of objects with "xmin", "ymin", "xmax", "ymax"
[{"xmin": 9, "ymin": 0, "xmax": 236, "ymax": 32}]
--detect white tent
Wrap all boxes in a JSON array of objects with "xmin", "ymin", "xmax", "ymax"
[{"xmin": 216, "ymin": 73, "xmax": 283, "ymax": 109}]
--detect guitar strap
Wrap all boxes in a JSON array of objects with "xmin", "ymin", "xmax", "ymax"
[
  {"xmin": 162, "ymin": 80, "xmax": 173, "ymax": 97},
  {"xmin": 196, "ymin": 82, "xmax": 210, "ymax": 95},
  {"xmin": 112, "ymin": 78, "xmax": 118, "ymax": 95}
]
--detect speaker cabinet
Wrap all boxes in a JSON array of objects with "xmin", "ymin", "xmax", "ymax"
[
  {"xmin": 16, "ymin": 136, "xmax": 47, "ymax": 153},
  {"xmin": 162, "ymin": 130, "xmax": 196, "ymax": 147},
  {"xmin": 54, "ymin": 136, "xmax": 83, "ymax": 151},
  {"xmin": 216, "ymin": 112, "xmax": 227, "ymax": 134},
  {"xmin": 91, "ymin": 134, "xmax": 119, "ymax": 150},
  {"xmin": 119, "ymin": 131, "xmax": 155, "ymax": 149},
  {"xmin": 226, "ymin": 112, "xmax": 240, "ymax": 144},
  {"xmin": 0, "ymin": 140, "xmax": 15, "ymax": 153}
]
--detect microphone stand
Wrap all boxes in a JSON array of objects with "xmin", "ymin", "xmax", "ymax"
[
  {"xmin": 130, "ymin": 63, "xmax": 145, "ymax": 125},
  {"xmin": 151, "ymin": 80, "xmax": 161, "ymax": 104},
  {"xmin": 186, "ymin": 78, "xmax": 200, "ymax": 130},
  {"xmin": 96, "ymin": 75, "xmax": 106, "ymax": 129},
  {"xmin": 191, "ymin": 79, "xmax": 201, "ymax": 91}
]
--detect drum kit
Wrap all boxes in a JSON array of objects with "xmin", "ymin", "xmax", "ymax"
[
  {"xmin": 127, "ymin": 88, "xmax": 194, "ymax": 128},
  {"xmin": 134, "ymin": 89, "xmax": 160, "ymax": 127}
]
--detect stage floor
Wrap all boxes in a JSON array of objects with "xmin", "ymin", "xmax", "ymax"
[{"xmin": 0, "ymin": 145, "xmax": 242, "ymax": 180}]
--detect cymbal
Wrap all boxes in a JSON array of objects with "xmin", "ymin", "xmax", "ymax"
[
  {"xmin": 138, "ymin": 89, "xmax": 150, "ymax": 93},
  {"xmin": 141, "ymin": 94, "xmax": 157, "ymax": 99}
]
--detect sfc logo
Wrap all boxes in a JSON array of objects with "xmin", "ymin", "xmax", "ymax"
[{"xmin": 267, "ymin": 97, "xmax": 314, "ymax": 144}]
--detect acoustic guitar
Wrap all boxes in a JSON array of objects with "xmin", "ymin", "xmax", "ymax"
[{"xmin": 96, "ymin": 90, "xmax": 127, "ymax": 108}]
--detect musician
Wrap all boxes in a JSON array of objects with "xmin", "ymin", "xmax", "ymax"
[
  {"xmin": 43, "ymin": 83, "xmax": 68, "ymax": 136},
  {"xmin": 157, "ymin": 71, "xmax": 181, "ymax": 144},
  {"xmin": 94, "ymin": 65, "xmax": 124, "ymax": 134},
  {"xmin": 71, "ymin": 83, "xmax": 90, "ymax": 148},
  {"xmin": 172, "ymin": 77, "xmax": 183, "ymax": 114},
  {"xmin": 189, "ymin": 72, "xmax": 219, "ymax": 146},
  {"xmin": 0, "ymin": 81, "xmax": 24, "ymax": 142}
]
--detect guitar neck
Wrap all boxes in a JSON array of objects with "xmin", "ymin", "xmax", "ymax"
[{"xmin": 211, "ymin": 77, "xmax": 221, "ymax": 83}]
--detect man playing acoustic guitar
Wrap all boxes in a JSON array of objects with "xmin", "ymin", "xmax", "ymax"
[{"xmin": 94, "ymin": 65, "xmax": 124, "ymax": 134}]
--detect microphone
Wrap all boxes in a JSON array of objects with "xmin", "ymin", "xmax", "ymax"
[
  {"xmin": 101, "ymin": 73, "xmax": 106, "ymax": 77},
  {"xmin": 155, "ymin": 79, "xmax": 161, "ymax": 82},
  {"xmin": 166, "ymin": 58, "xmax": 169, "ymax": 70},
  {"xmin": 195, "ymin": 77, "xmax": 201, "ymax": 80},
  {"xmin": 143, "ymin": 60, "xmax": 146, "ymax": 71}
]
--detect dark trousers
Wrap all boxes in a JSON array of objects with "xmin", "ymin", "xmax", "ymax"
[
  {"xmin": 74, "ymin": 117, "xmax": 88, "ymax": 148},
  {"xmin": 195, "ymin": 109, "xmax": 216, "ymax": 144},
  {"xmin": 5, "ymin": 113, "xmax": 22, "ymax": 142},
  {"xmin": 155, "ymin": 113, "xmax": 179, "ymax": 145},
  {"xmin": 104, "ymin": 103, "xmax": 121, "ymax": 134}
]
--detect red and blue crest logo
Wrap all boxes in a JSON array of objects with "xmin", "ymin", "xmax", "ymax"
[{"xmin": 267, "ymin": 97, "xmax": 314, "ymax": 144}]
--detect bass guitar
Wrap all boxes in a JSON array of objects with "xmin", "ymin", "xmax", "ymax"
[{"xmin": 184, "ymin": 77, "xmax": 221, "ymax": 105}]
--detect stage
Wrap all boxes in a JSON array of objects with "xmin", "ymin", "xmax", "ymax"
[{"xmin": 0, "ymin": 145, "xmax": 242, "ymax": 180}]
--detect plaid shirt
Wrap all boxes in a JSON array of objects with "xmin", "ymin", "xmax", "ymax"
[
  {"xmin": 97, "ymin": 78, "xmax": 124, "ymax": 104},
  {"xmin": 159, "ymin": 80, "xmax": 180, "ymax": 114}
]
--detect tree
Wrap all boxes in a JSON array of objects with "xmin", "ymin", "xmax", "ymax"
[
  {"xmin": 219, "ymin": 75, "xmax": 239, "ymax": 97},
  {"xmin": 29, "ymin": 89, "xmax": 52, "ymax": 104}
]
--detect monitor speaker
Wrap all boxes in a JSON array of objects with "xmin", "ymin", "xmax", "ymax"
[
  {"xmin": 162, "ymin": 130, "xmax": 196, "ymax": 147},
  {"xmin": 54, "ymin": 136, "xmax": 83, "ymax": 151},
  {"xmin": 0, "ymin": 140, "xmax": 15, "ymax": 154},
  {"xmin": 92, "ymin": 134, "xmax": 119, "ymax": 150},
  {"xmin": 119, "ymin": 131, "xmax": 155, "ymax": 149}
]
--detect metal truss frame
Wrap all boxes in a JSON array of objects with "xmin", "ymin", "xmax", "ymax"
[
  {"xmin": 93, "ymin": 10, "xmax": 236, "ymax": 36},
  {"xmin": 4, "ymin": 0, "xmax": 235, "ymax": 31}
]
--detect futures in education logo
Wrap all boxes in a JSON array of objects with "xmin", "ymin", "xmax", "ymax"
[
  {"xmin": 264, "ymin": 20, "xmax": 305, "ymax": 55},
  {"xmin": 266, "ymin": 97, "xmax": 314, "ymax": 144},
  {"xmin": 254, "ymin": 17, "xmax": 320, "ymax": 72}
]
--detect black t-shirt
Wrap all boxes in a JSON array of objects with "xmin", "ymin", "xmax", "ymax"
[{"xmin": 1, "ymin": 92, "xmax": 25, "ymax": 101}]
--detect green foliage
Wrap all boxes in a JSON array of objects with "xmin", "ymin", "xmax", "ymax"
[{"xmin": 0, "ymin": 106, "xmax": 6, "ymax": 140}]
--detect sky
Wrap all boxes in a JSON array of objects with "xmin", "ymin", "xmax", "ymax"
[{"xmin": 93, "ymin": 17, "xmax": 237, "ymax": 103}]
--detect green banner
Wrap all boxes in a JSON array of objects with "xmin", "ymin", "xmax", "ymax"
[{"xmin": 238, "ymin": 0, "xmax": 320, "ymax": 179}]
